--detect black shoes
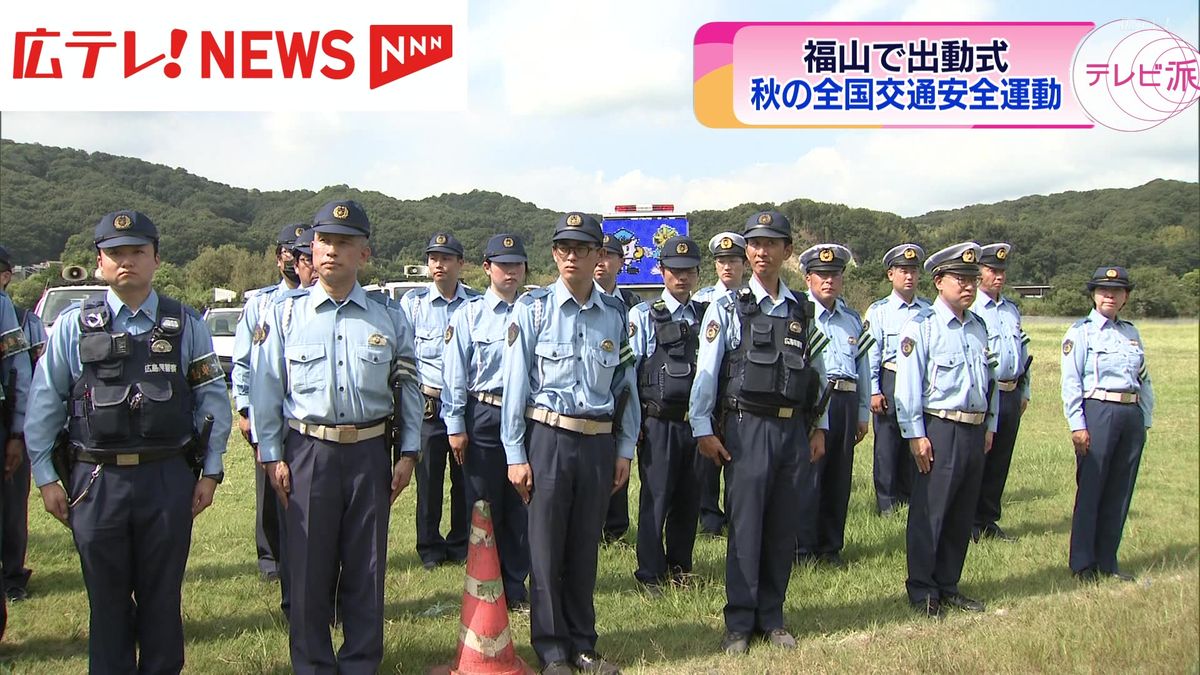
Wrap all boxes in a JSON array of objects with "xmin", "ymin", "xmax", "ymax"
[
  {"xmin": 1108, "ymin": 571, "xmax": 1136, "ymax": 582},
  {"xmin": 941, "ymin": 593, "xmax": 985, "ymax": 612},
  {"xmin": 541, "ymin": 661, "xmax": 572, "ymax": 675},
  {"xmin": 912, "ymin": 597, "xmax": 942, "ymax": 618},
  {"xmin": 572, "ymin": 650, "xmax": 620, "ymax": 674},
  {"xmin": 763, "ymin": 628, "xmax": 797, "ymax": 649},
  {"xmin": 1073, "ymin": 568, "xmax": 1134, "ymax": 583},
  {"xmin": 973, "ymin": 524, "xmax": 1018, "ymax": 543},
  {"xmin": 5, "ymin": 586, "xmax": 28, "ymax": 602},
  {"xmin": 507, "ymin": 599, "xmax": 531, "ymax": 615}
]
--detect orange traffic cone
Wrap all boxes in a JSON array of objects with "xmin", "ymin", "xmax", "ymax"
[{"xmin": 435, "ymin": 500, "xmax": 534, "ymax": 675}]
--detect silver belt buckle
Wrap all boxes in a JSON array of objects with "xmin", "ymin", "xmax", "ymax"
[{"xmin": 335, "ymin": 425, "xmax": 359, "ymax": 443}]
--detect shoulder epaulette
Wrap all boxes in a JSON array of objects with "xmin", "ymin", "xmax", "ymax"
[
  {"xmin": 599, "ymin": 291, "xmax": 627, "ymax": 313},
  {"xmin": 1072, "ymin": 317, "xmax": 1089, "ymax": 328},
  {"xmin": 911, "ymin": 307, "xmax": 933, "ymax": 324},
  {"xmin": 463, "ymin": 286, "xmax": 483, "ymax": 298},
  {"xmin": 869, "ymin": 297, "xmax": 888, "ymax": 308},
  {"xmin": 273, "ymin": 287, "xmax": 309, "ymax": 304},
  {"xmin": 517, "ymin": 287, "xmax": 551, "ymax": 305},
  {"xmin": 917, "ymin": 296, "xmax": 933, "ymax": 307},
  {"xmin": 716, "ymin": 293, "xmax": 736, "ymax": 311},
  {"xmin": 404, "ymin": 287, "xmax": 430, "ymax": 300}
]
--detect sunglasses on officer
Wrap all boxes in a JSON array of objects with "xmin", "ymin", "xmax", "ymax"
[{"xmin": 553, "ymin": 242, "xmax": 598, "ymax": 259}]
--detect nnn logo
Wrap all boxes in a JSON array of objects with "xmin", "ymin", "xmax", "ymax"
[{"xmin": 369, "ymin": 24, "xmax": 452, "ymax": 90}]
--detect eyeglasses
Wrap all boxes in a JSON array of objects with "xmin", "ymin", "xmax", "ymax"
[
  {"xmin": 553, "ymin": 243, "xmax": 597, "ymax": 259},
  {"xmin": 945, "ymin": 273, "xmax": 979, "ymax": 288}
]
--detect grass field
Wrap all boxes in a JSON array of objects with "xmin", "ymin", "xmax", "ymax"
[{"xmin": 1, "ymin": 320, "xmax": 1197, "ymax": 674}]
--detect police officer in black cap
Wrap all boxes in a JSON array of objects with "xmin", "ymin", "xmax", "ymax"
[
  {"xmin": 1061, "ymin": 266, "xmax": 1154, "ymax": 582},
  {"xmin": 0, "ymin": 244, "xmax": 43, "ymax": 603},
  {"xmin": 688, "ymin": 211, "xmax": 827, "ymax": 654},
  {"xmin": 594, "ymin": 233, "xmax": 642, "ymax": 544},
  {"xmin": 399, "ymin": 232, "xmax": 480, "ymax": 570},
  {"xmin": 251, "ymin": 199, "xmax": 423, "ymax": 673},
  {"xmin": 501, "ymin": 212, "xmax": 639, "ymax": 674},
  {"xmin": 629, "ymin": 236, "xmax": 706, "ymax": 593},
  {"xmin": 25, "ymin": 209, "xmax": 232, "ymax": 672}
]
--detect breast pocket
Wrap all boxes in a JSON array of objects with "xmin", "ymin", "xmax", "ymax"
[
  {"xmin": 583, "ymin": 345, "xmax": 620, "ymax": 394},
  {"xmin": 929, "ymin": 352, "xmax": 965, "ymax": 398},
  {"xmin": 415, "ymin": 327, "xmax": 441, "ymax": 360},
  {"xmin": 286, "ymin": 344, "xmax": 327, "ymax": 394},
  {"xmin": 356, "ymin": 344, "xmax": 391, "ymax": 392},
  {"xmin": 473, "ymin": 335, "xmax": 505, "ymax": 378},
  {"xmin": 535, "ymin": 341, "xmax": 575, "ymax": 390},
  {"xmin": 884, "ymin": 331, "xmax": 900, "ymax": 357}
]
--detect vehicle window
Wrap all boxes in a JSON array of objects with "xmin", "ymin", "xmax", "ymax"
[
  {"xmin": 205, "ymin": 312, "xmax": 242, "ymax": 337},
  {"xmin": 41, "ymin": 289, "xmax": 106, "ymax": 325}
]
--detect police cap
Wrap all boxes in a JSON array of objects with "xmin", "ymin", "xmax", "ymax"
[
  {"xmin": 883, "ymin": 243, "xmax": 925, "ymax": 268},
  {"xmin": 925, "ymin": 242, "xmax": 982, "ymax": 276},
  {"xmin": 553, "ymin": 212, "xmax": 604, "ymax": 245},
  {"xmin": 659, "ymin": 236, "xmax": 702, "ymax": 269},
  {"xmin": 979, "ymin": 243, "xmax": 1012, "ymax": 269},
  {"xmin": 312, "ymin": 199, "xmax": 370, "ymax": 237},
  {"xmin": 742, "ymin": 210, "xmax": 792, "ymax": 240},
  {"xmin": 291, "ymin": 226, "xmax": 314, "ymax": 257},
  {"xmin": 800, "ymin": 243, "xmax": 853, "ymax": 273},
  {"xmin": 426, "ymin": 232, "xmax": 465, "ymax": 257},
  {"xmin": 1086, "ymin": 266, "xmax": 1134, "ymax": 291},
  {"xmin": 708, "ymin": 232, "xmax": 746, "ymax": 259},
  {"xmin": 484, "ymin": 234, "xmax": 527, "ymax": 263},
  {"xmin": 95, "ymin": 210, "xmax": 159, "ymax": 249}
]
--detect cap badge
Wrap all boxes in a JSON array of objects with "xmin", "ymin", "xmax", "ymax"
[
  {"xmin": 435, "ymin": 234, "xmax": 447, "ymax": 245},
  {"xmin": 757, "ymin": 213, "xmax": 772, "ymax": 226},
  {"xmin": 332, "ymin": 204, "xmax": 350, "ymax": 220},
  {"xmin": 962, "ymin": 249, "xmax": 976, "ymax": 263},
  {"xmin": 676, "ymin": 242, "xmax": 688, "ymax": 254},
  {"xmin": 566, "ymin": 213, "xmax": 583, "ymax": 227},
  {"xmin": 996, "ymin": 247, "xmax": 1008, "ymax": 260},
  {"xmin": 295, "ymin": 226, "xmax": 305, "ymax": 237},
  {"xmin": 503, "ymin": 237, "xmax": 514, "ymax": 248},
  {"xmin": 819, "ymin": 248, "xmax": 834, "ymax": 263},
  {"xmin": 113, "ymin": 214, "xmax": 132, "ymax": 230},
  {"xmin": 719, "ymin": 237, "xmax": 733, "ymax": 250},
  {"xmin": 903, "ymin": 247, "xmax": 917, "ymax": 260},
  {"xmin": 1106, "ymin": 268, "xmax": 1118, "ymax": 279}
]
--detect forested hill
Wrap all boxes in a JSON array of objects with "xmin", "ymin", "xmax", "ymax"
[{"xmin": 2, "ymin": 139, "xmax": 1197, "ymax": 315}]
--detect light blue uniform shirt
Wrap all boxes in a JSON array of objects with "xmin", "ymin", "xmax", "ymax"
[
  {"xmin": 441, "ymin": 288, "xmax": 518, "ymax": 436},
  {"xmin": 864, "ymin": 291, "xmax": 931, "ymax": 396},
  {"xmin": 894, "ymin": 296, "xmax": 999, "ymax": 439},
  {"xmin": 627, "ymin": 289, "xmax": 702, "ymax": 364},
  {"xmin": 248, "ymin": 283, "xmax": 422, "ymax": 463},
  {"xmin": 971, "ymin": 292, "xmax": 1031, "ymax": 401},
  {"xmin": 399, "ymin": 282, "xmax": 477, "ymax": 390},
  {"xmin": 688, "ymin": 275, "xmax": 829, "ymax": 439},
  {"xmin": 692, "ymin": 279, "xmax": 736, "ymax": 305},
  {"xmin": 1060, "ymin": 309, "xmax": 1154, "ymax": 431},
  {"xmin": 15, "ymin": 304, "xmax": 48, "ymax": 362},
  {"xmin": 0, "ymin": 292, "xmax": 32, "ymax": 432},
  {"xmin": 500, "ymin": 278, "xmax": 640, "ymax": 464},
  {"xmin": 232, "ymin": 281, "xmax": 288, "ymax": 413},
  {"xmin": 23, "ymin": 289, "xmax": 232, "ymax": 487},
  {"xmin": 809, "ymin": 292, "xmax": 871, "ymax": 424}
]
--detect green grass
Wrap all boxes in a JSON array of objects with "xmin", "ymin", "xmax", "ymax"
[{"xmin": 2, "ymin": 320, "xmax": 1197, "ymax": 674}]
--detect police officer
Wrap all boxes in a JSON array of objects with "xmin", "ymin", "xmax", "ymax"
[
  {"xmin": 971, "ymin": 243, "xmax": 1030, "ymax": 542},
  {"xmin": 233, "ymin": 223, "xmax": 306, "ymax": 588},
  {"xmin": 400, "ymin": 232, "xmax": 479, "ymax": 570},
  {"xmin": 1061, "ymin": 266, "xmax": 1154, "ymax": 583},
  {"xmin": 0, "ymin": 245, "xmax": 43, "ymax": 602},
  {"xmin": 795, "ymin": 244, "xmax": 870, "ymax": 567},
  {"xmin": 251, "ymin": 199, "xmax": 423, "ymax": 674},
  {"xmin": 630, "ymin": 235, "xmax": 705, "ymax": 593},
  {"xmin": 895, "ymin": 242, "xmax": 997, "ymax": 618},
  {"xmin": 24, "ymin": 209, "xmax": 232, "ymax": 672},
  {"xmin": 692, "ymin": 231, "xmax": 747, "ymax": 536},
  {"xmin": 501, "ymin": 212, "xmax": 638, "ymax": 675},
  {"xmin": 291, "ymin": 226, "xmax": 319, "ymax": 288},
  {"xmin": 0, "ymin": 283, "xmax": 32, "ymax": 639},
  {"xmin": 689, "ymin": 211, "xmax": 827, "ymax": 655},
  {"xmin": 442, "ymin": 233, "xmax": 531, "ymax": 612},
  {"xmin": 865, "ymin": 244, "xmax": 931, "ymax": 516},
  {"xmin": 594, "ymin": 232, "xmax": 642, "ymax": 544}
]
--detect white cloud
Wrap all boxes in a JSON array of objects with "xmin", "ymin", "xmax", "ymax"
[{"xmin": 812, "ymin": 0, "xmax": 994, "ymax": 22}]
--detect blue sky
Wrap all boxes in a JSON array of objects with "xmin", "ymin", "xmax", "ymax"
[{"xmin": 2, "ymin": 0, "xmax": 1197, "ymax": 217}]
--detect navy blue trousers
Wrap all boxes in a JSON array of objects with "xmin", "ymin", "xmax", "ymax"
[
  {"xmin": 526, "ymin": 421, "xmax": 616, "ymax": 666},
  {"xmin": 1070, "ymin": 400, "xmax": 1145, "ymax": 575},
  {"xmin": 284, "ymin": 430, "xmax": 391, "ymax": 675},
  {"xmin": 722, "ymin": 409, "xmax": 809, "ymax": 634},
  {"xmin": 797, "ymin": 389, "xmax": 857, "ymax": 556},
  {"xmin": 975, "ymin": 388, "xmax": 1024, "ymax": 529},
  {"xmin": 462, "ymin": 398, "xmax": 529, "ymax": 604},
  {"xmin": 697, "ymin": 453, "xmax": 726, "ymax": 533},
  {"xmin": 603, "ymin": 477, "xmax": 630, "ymax": 540},
  {"xmin": 1, "ymin": 447, "xmax": 31, "ymax": 593},
  {"xmin": 634, "ymin": 415, "xmax": 702, "ymax": 585},
  {"xmin": 415, "ymin": 399, "xmax": 468, "ymax": 565},
  {"xmin": 905, "ymin": 416, "xmax": 985, "ymax": 604},
  {"xmin": 873, "ymin": 368, "xmax": 915, "ymax": 512},
  {"xmin": 69, "ymin": 455, "xmax": 195, "ymax": 675}
]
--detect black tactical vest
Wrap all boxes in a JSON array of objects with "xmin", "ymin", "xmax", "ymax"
[
  {"xmin": 637, "ymin": 299, "xmax": 706, "ymax": 418},
  {"xmin": 68, "ymin": 296, "xmax": 195, "ymax": 455},
  {"xmin": 720, "ymin": 288, "xmax": 819, "ymax": 409}
]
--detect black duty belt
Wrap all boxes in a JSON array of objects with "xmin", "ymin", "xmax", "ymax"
[
  {"xmin": 642, "ymin": 403, "xmax": 688, "ymax": 422},
  {"xmin": 723, "ymin": 397, "xmax": 797, "ymax": 419}
]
